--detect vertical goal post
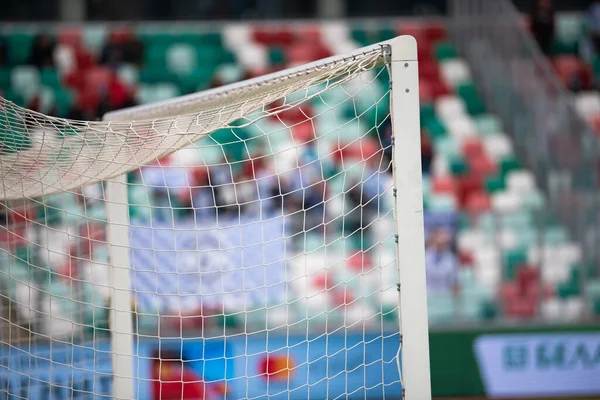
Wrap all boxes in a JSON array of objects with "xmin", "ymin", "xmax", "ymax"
[
  {"xmin": 0, "ymin": 35, "xmax": 430, "ymax": 399},
  {"xmin": 390, "ymin": 35, "xmax": 431, "ymax": 400}
]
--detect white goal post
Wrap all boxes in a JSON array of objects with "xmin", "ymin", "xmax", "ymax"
[{"xmin": 0, "ymin": 35, "xmax": 429, "ymax": 399}]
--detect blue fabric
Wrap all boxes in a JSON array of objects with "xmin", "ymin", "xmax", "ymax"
[{"xmin": 129, "ymin": 215, "xmax": 287, "ymax": 313}]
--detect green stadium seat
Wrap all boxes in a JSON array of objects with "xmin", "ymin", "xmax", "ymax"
[
  {"xmin": 450, "ymin": 155, "xmax": 469, "ymax": 176},
  {"xmin": 268, "ymin": 47, "xmax": 286, "ymax": 66},
  {"xmin": 53, "ymin": 88, "xmax": 74, "ymax": 116},
  {"xmin": 515, "ymin": 228, "xmax": 538, "ymax": 248},
  {"xmin": 551, "ymin": 39, "xmax": 578, "ymax": 56},
  {"xmin": 434, "ymin": 136, "xmax": 460, "ymax": 159},
  {"xmin": 136, "ymin": 84, "xmax": 156, "ymax": 104},
  {"xmin": 40, "ymin": 68, "xmax": 61, "ymax": 89},
  {"xmin": 420, "ymin": 104, "xmax": 435, "ymax": 126},
  {"xmin": 0, "ymin": 108, "xmax": 33, "ymax": 153},
  {"xmin": 474, "ymin": 114, "xmax": 502, "ymax": 136},
  {"xmin": 435, "ymin": 42, "xmax": 457, "ymax": 61},
  {"xmin": 0, "ymin": 67, "xmax": 11, "ymax": 88},
  {"xmin": 209, "ymin": 127, "xmax": 251, "ymax": 163},
  {"xmin": 378, "ymin": 28, "xmax": 396, "ymax": 42},
  {"xmin": 480, "ymin": 299, "xmax": 498, "ymax": 320},
  {"xmin": 128, "ymin": 185, "xmax": 152, "ymax": 221},
  {"xmin": 499, "ymin": 155, "xmax": 520, "ymax": 177},
  {"xmin": 11, "ymin": 66, "xmax": 40, "ymax": 100},
  {"xmin": 166, "ymin": 43, "xmax": 197, "ymax": 76},
  {"xmin": 424, "ymin": 116, "xmax": 447, "ymax": 138},
  {"xmin": 215, "ymin": 64, "xmax": 244, "ymax": 85},
  {"xmin": 196, "ymin": 45, "xmax": 231, "ymax": 66},
  {"xmin": 521, "ymin": 190, "xmax": 545, "ymax": 210},
  {"xmin": 457, "ymin": 82, "xmax": 478, "ymax": 100},
  {"xmin": 138, "ymin": 31, "xmax": 175, "ymax": 47},
  {"xmin": 153, "ymin": 83, "xmax": 181, "ymax": 102},
  {"xmin": 82, "ymin": 26, "xmax": 107, "ymax": 55},
  {"xmin": 351, "ymin": 29, "xmax": 371, "ymax": 47},
  {"xmin": 500, "ymin": 210, "xmax": 533, "ymax": 230},
  {"xmin": 557, "ymin": 14, "xmax": 584, "ymax": 46},
  {"xmin": 428, "ymin": 194, "xmax": 457, "ymax": 212},
  {"xmin": 139, "ymin": 65, "xmax": 177, "ymax": 84},
  {"xmin": 1, "ymin": 88, "xmax": 24, "ymax": 106},
  {"xmin": 176, "ymin": 66, "xmax": 216, "ymax": 93},
  {"xmin": 144, "ymin": 43, "xmax": 169, "ymax": 66},
  {"xmin": 503, "ymin": 248, "xmax": 527, "ymax": 280},
  {"xmin": 6, "ymin": 31, "xmax": 36, "ymax": 66},
  {"xmin": 485, "ymin": 174, "xmax": 505, "ymax": 193},
  {"xmin": 457, "ymin": 82, "xmax": 486, "ymax": 115},
  {"xmin": 466, "ymin": 99, "xmax": 486, "ymax": 116},
  {"xmin": 544, "ymin": 226, "xmax": 569, "ymax": 245}
]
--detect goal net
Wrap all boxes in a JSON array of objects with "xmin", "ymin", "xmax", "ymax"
[{"xmin": 0, "ymin": 36, "xmax": 429, "ymax": 399}]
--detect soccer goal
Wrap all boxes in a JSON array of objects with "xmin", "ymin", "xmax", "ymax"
[{"xmin": 0, "ymin": 35, "xmax": 429, "ymax": 399}]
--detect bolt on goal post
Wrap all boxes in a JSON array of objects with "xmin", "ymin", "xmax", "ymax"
[{"xmin": 0, "ymin": 35, "xmax": 430, "ymax": 399}]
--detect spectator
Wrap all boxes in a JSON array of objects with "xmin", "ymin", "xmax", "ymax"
[
  {"xmin": 99, "ymin": 35, "xmax": 124, "ymax": 68},
  {"xmin": 529, "ymin": 0, "xmax": 555, "ymax": 56},
  {"xmin": 122, "ymin": 35, "xmax": 144, "ymax": 66},
  {"xmin": 425, "ymin": 228, "xmax": 459, "ymax": 294},
  {"xmin": 100, "ymin": 30, "xmax": 144, "ymax": 67},
  {"xmin": 28, "ymin": 34, "xmax": 55, "ymax": 68}
]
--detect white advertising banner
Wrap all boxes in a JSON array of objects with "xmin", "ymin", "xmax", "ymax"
[{"xmin": 474, "ymin": 333, "xmax": 600, "ymax": 398}]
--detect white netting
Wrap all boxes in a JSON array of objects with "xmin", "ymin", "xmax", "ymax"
[{"xmin": 0, "ymin": 43, "xmax": 405, "ymax": 399}]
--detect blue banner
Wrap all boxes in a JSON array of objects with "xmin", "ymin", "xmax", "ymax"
[
  {"xmin": 129, "ymin": 215, "xmax": 287, "ymax": 314},
  {"xmin": 0, "ymin": 333, "xmax": 401, "ymax": 399}
]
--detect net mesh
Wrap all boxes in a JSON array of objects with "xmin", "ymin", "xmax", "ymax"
[{"xmin": 0, "ymin": 43, "xmax": 404, "ymax": 398}]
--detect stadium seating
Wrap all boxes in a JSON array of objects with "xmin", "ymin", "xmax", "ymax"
[{"xmin": 0, "ymin": 21, "xmax": 597, "ymax": 335}]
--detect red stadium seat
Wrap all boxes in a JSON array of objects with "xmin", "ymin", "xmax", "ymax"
[
  {"xmin": 313, "ymin": 272, "xmax": 334, "ymax": 290},
  {"xmin": 58, "ymin": 27, "xmax": 82, "ymax": 47},
  {"xmin": 462, "ymin": 138, "xmax": 485, "ymax": 160},
  {"xmin": 297, "ymin": 25, "xmax": 322, "ymax": 44},
  {"xmin": 465, "ymin": 191, "xmax": 490, "ymax": 214},
  {"xmin": 432, "ymin": 175, "xmax": 457, "ymax": 194},
  {"xmin": 252, "ymin": 28, "xmax": 274, "ymax": 45},
  {"xmin": 424, "ymin": 22, "xmax": 447, "ymax": 44},
  {"xmin": 457, "ymin": 174, "xmax": 483, "ymax": 206},
  {"xmin": 109, "ymin": 26, "xmax": 134, "ymax": 44},
  {"xmin": 287, "ymin": 44, "xmax": 317, "ymax": 64},
  {"xmin": 292, "ymin": 120, "xmax": 315, "ymax": 144},
  {"xmin": 348, "ymin": 250, "xmax": 373, "ymax": 272},
  {"xmin": 516, "ymin": 266, "xmax": 538, "ymax": 294},
  {"xmin": 419, "ymin": 60, "xmax": 440, "ymax": 81},
  {"xmin": 397, "ymin": 22, "xmax": 425, "ymax": 40},
  {"xmin": 468, "ymin": 154, "xmax": 497, "ymax": 177},
  {"xmin": 417, "ymin": 42, "xmax": 433, "ymax": 62},
  {"xmin": 554, "ymin": 55, "xmax": 582, "ymax": 85},
  {"xmin": 419, "ymin": 81, "xmax": 434, "ymax": 103},
  {"xmin": 253, "ymin": 27, "xmax": 295, "ymax": 47},
  {"xmin": 429, "ymin": 79, "xmax": 451, "ymax": 98},
  {"xmin": 85, "ymin": 66, "xmax": 113, "ymax": 92},
  {"xmin": 331, "ymin": 287, "xmax": 354, "ymax": 306}
]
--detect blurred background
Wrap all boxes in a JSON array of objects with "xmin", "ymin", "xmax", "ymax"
[{"xmin": 0, "ymin": 0, "xmax": 599, "ymax": 398}]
